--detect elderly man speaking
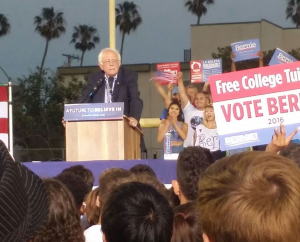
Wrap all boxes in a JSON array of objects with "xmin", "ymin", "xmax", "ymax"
[{"xmin": 80, "ymin": 48, "xmax": 143, "ymax": 127}]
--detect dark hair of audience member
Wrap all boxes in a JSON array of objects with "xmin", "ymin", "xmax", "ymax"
[
  {"xmin": 85, "ymin": 188, "xmax": 101, "ymax": 227},
  {"xmin": 61, "ymin": 165, "xmax": 95, "ymax": 190},
  {"xmin": 136, "ymin": 173, "xmax": 173, "ymax": 207},
  {"xmin": 98, "ymin": 168, "xmax": 137, "ymax": 215},
  {"xmin": 55, "ymin": 172, "xmax": 90, "ymax": 212},
  {"xmin": 177, "ymin": 146, "xmax": 215, "ymax": 200},
  {"xmin": 280, "ymin": 143, "xmax": 300, "ymax": 167},
  {"xmin": 198, "ymin": 151, "xmax": 300, "ymax": 242},
  {"xmin": 101, "ymin": 182, "xmax": 174, "ymax": 242},
  {"xmin": 130, "ymin": 164, "xmax": 157, "ymax": 177},
  {"xmin": 171, "ymin": 202, "xmax": 203, "ymax": 242},
  {"xmin": 167, "ymin": 100, "xmax": 184, "ymax": 122},
  {"xmin": 31, "ymin": 179, "xmax": 85, "ymax": 242}
]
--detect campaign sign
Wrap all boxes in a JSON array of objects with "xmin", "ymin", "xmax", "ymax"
[
  {"xmin": 190, "ymin": 61, "xmax": 202, "ymax": 83},
  {"xmin": 269, "ymin": 48, "xmax": 298, "ymax": 66},
  {"xmin": 202, "ymin": 59, "xmax": 222, "ymax": 82},
  {"xmin": 190, "ymin": 59, "xmax": 222, "ymax": 83},
  {"xmin": 64, "ymin": 102, "xmax": 124, "ymax": 121},
  {"xmin": 156, "ymin": 62, "xmax": 180, "ymax": 85},
  {"xmin": 210, "ymin": 61, "xmax": 300, "ymax": 150},
  {"xmin": 231, "ymin": 39, "xmax": 260, "ymax": 62}
]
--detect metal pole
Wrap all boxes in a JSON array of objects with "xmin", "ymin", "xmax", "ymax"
[{"xmin": 109, "ymin": 0, "xmax": 116, "ymax": 49}]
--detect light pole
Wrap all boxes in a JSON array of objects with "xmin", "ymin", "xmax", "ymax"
[
  {"xmin": 109, "ymin": 0, "xmax": 116, "ymax": 49},
  {"xmin": 0, "ymin": 66, "xmax": 13, "ymax": 157}
]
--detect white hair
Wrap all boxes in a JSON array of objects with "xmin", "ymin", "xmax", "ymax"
[{"xmin": 98, "ymin": 48, "xmax": 122, "ymax": 63}]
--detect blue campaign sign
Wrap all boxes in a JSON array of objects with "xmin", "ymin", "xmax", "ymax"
[
  {"xmin": 231, "ymin": 39, "xmax": 260, "ymax": 62},
  {"xmin": 64, "ymin": 102, "xmax": 124, "ymax": 121},
  {"xmin": 269, "ymin": 48, "xmax": 298, "ymax": 66},
  {"xmin": 202, "ymin": 58, "xmax": 222, "ymax": 82}
]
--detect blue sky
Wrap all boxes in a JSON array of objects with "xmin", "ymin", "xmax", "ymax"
[{"xmin": 0, "ymin": 0, "xmax": 295, "ymax": 82}]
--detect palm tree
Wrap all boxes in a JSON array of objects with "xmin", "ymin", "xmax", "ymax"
[
  {"xmin": 34, "ymin": 7, "xmax": 66, "ymax": 75},
  {"xmin": 184, "ymin": 0, "xmax": 214, "ymax": 25},
  {"xmin": 116, "ymin": 1, "xmax": 142, "ymax": 57},
  {"xmin": 70, "ymin": 25, "xmax": 100, "ymax": 66},
  {"xmin": 286, "ymin": 0, "xmax": 300, "ymax": 27},
  {"xmin": 0, "ymin": 14, "xmax": 11, "ymax": 38}
]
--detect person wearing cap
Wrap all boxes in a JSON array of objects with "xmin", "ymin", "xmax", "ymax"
[{"xmin": 0, "ymin": 140, "xmax": 49, "ymax": 242}]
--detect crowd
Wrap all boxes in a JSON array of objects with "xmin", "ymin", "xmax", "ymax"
[
  {"xmin": 1, "ymin": 124, "xmax": 300, "ymax": 242},
  {"xmin": 154, "ymin": 50, "xmax": 291, "ymax": 158}
]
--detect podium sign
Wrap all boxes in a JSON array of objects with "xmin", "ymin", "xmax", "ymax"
[{"xmin": 64, "ymin": 102, "xmax": 124, "ymax": 121}]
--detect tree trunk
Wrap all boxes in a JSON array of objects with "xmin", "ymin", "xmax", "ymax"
[
  {"xmin": 80, "ymin": 51, "xmax": 85, "ymax": 66},
  {"xmin": 197, "ymin": 15, "xmax": 201, "ymax": 25},
  {"xmin": 40, "ymin": 39, "xmax": 49, "ymax": 76},
  {"xmin": 120, "ymin": 32, "xmax": 125, "ymax": 58}
]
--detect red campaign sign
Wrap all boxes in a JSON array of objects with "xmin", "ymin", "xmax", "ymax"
[
  {"xmin": 210, "ymin": 61, "xmax": 300, "ymax": 103},
  {"xmin": 156, "ymin": 62, "xmax": 180, "ymax": 85},
  {"xmin": 190, "ymin": 61, "xmax": 202, "ymax": 83}
]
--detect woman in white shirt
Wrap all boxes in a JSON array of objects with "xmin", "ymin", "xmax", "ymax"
[{"xmin": 193, "ymin": 105, "xmax": 219, "ymax": 152}]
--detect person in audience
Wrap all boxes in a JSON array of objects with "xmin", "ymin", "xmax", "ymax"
[
  {"xmin": 59, "ymin": 165, "xmax": 95, "ymax": 229},
  {"xmin": 85, "ymin": 168, "xmax": 137, "ymax": 242},
  {"xmin": 157, "ymin": 100, "xmax": 188, "ymax": 154},
  {"xmin": 0, "ymin": 140, "xmax": 49, "ymax": 242},
  {"xmin": 61, "ymin": 165, "xmax": 95, "ymax": 191},
  {"xmin": 130, "ymin": 164, "xmax": 157, "ymax": 177},
  {"xmin": 171, "ymin": 201, "xmax": 203, "ymax": 242},
  {"xmin": 31, "ymin": 178, "xmax": 85, "ymax": 242},
  {"xmin": 193, "ymin": 104, "xmax": 218, "ymax": 149},
  {"xmin": 197, "ymin": 151, "xmax": 300, "ymax": 242},
  {"xmin": 178, "ymin": 72, "xmax": 209, "ymax": 148},
  {"xmin": 186, "ymin": 84, "xmax": 198, "ymax": 106},
  {"xmin": 85, "ymin": 188, "xmax": 101, "ymax": 227},
  {"xmin": 55, "ymin": 172, "xmax": 90, "ymax": 216},
  {"xmin": 265, "ymin": 123, "xmax": 298, "ymax": 154},
  {"xmin": 153, "ymin": 80, "xmax": 181, "ymax": 120},
  {"xmin": 280, "ymin": 143, "xmax": 300, "ymax": 167},
  {"xmin": 101, "ymin": 182, "xmax": 174, "ymax": 242},
  {"xmin": 172, "ymin": 146, "xmax": 215, "ymax": 204},
  {"xmin": 136, "ymin": 173, "xmax": 173, "ymax": 207},
  {"xmin": 192, "ymin": 104, "xmax": 225, "ymax": 159}
]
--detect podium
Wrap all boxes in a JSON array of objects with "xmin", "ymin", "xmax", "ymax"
[{"xmin": 64, "ymin": 103, "xmax": 142, "ymax": 161}]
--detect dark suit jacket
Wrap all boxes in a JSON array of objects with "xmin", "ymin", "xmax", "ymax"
[{"xmin": 80, "ymin": 66, "xmax": 143, "ymax": 121}]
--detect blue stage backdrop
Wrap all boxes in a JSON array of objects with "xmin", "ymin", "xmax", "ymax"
[{"xmin": 23, "ymin": 159, "xmax": 177, "ymax": 186}]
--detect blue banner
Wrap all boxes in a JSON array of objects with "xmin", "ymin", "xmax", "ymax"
[
  {"xmin": 64, "ymin": 102, "xmax": 124, "ymax": 121},
  {"xmin": 231, "ymin": 39, "xmax": 260, "ymax": 62},
  {"xmin": 219, "ymin": 123, "xmax": 300, "ymax": 151},
  {"xmin": 202, "ymin": 58, "xmax": 222, "ymax": 82},
  {"xmin": 269, "ymin": 48, "xmax": 298, "ymax": 66}
]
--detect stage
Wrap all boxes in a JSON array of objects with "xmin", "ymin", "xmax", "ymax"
[{"xmin": 23, "ymin": 159, "xmax": 177, "ymax": 186}]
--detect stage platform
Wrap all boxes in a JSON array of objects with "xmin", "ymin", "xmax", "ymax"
[{"xmin": 23, "ymin": 159, "xmax": 177, "ymax": 186}]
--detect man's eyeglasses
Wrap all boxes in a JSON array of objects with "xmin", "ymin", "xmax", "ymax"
[{"xmin": 101, "ymin": 59, "xmax": 120, "ymax": 65}]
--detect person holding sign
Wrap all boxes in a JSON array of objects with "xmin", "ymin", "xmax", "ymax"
[
  {"xmin": 178, "ymin": 72, "xmax": 209, "ymax": 148},
  {"xmin": 157, "ymin": 100, "xmax": 188, "ymax": 153}
]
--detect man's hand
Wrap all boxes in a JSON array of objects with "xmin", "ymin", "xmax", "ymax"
[
  {"xmin": 62, "ymin": 117, "xmax": 66, "ymax": 128},
  {"xmin": 266, "ymin": 123, "xmax": 298, "ymax": 153},
  {"xmin": 167, "ymin": 82, "xmax": 173, "ymax": 91},
  {"xmin": 257, "ymin": 50, "xmax": 264, "ymax": 60},
  {"xmin": 177, "ymin": 72, "xmax": 183, "ymax": 80},
  {"xmin": 128, "ymin": 117, "xmax": 138, "ymax": 127},
  {"xmin": 230, "ymin": 52, "xmax": 236, "ymax": 61}
]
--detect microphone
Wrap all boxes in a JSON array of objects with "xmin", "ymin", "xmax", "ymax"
[{"xmin": 78, "ymin": 78, "xmax": 103, "ymax": 103}]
